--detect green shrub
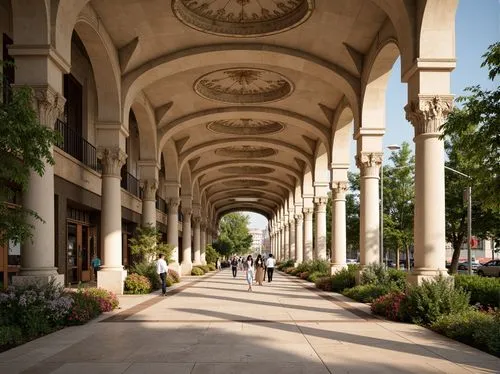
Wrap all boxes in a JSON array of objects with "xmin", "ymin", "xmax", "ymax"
[
  {"xmin": 284, "ymin": 266, "xmax": 295, "ymax": 274},
  {"xmin": 130, "ymin": 262, "xmax": 161, "ymax": 290},
  {"xmin": 315, "ymin": 276, "xmax": 333, "ymax": 291},
  {"xmin": 330, "ymin": 266, "xmax": 357, "ymax": 292},
  {"xmin": 199, "ymin": 265, "xmax": 210, "ymax": 273},
  {"xmin": 124, "ymin": 273, "xmax": 152, "ymax": 294},
  {"xmin": 0, "ymin": 325, "xmax": 23, "ymax": 346},
  {"xmin": 299, "ymin": 271, "xmax": 310, "ymax": 280},
  {"xmin": 207, "ymin": 263, "xmax": 216, "ymax": 271},
  {"xmin": 191, "ymin": 267, "xmax": 205, "ymax": 276},
  {"xmin": 360, "ymin": 264, "xmax": 407, "ymax": 290},
  {"xmin": 307, "ymin": 271, "xmax": 328, "ymax": 283},
  {"xmin": 166, "ymin": 275, "xmax": 174, "ymax": 287},
  {"xmin": 67, "ymin": 291, "xmax": 101, "ymax": 325},
  {"xmin": 278, "ymin": 259, "xmax": 295, "ymax": 271},
  {"xmin": 82, "ymin": 288, "xmax": 119, "ymax": 312},
  {"xmin": 168, "ymin": 268, "xmax": 181, "ymax": 283},
  {"xmin": 343, "ymin": 283, "xmax": 396, "ymax": 303},
  {"xmin": 308, "ymin": 260, "xmax": 330, "ymax": 274},
  {"xmin": 371, "ymin": 292, "xmax": 406, "ymax": 321},
  {"xmin": 399, "ymin": 276, "xmax": 471, "ymax": 325},
  {"xmin": 205, "ymin": 245, "xmax": 219, "ymax": 265},
  {"xmin": 431, "ymin": 309, "xmax": 500, "ymax": 357},
  {"xmin": 290, "ymin": 268, "xmax": 301, "ymax": 276},
  {"xmin": 454, "ymin": 275, "xmax": 500, "ymax": 307},
  {"xmin": 295, "ymin": 261, "xmax": 311, "ymax": 273}
]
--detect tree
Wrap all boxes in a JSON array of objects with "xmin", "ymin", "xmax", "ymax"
[
  {"xmin": 205, "ymin": 244, "xmax": 219, "ymax": 265},
  {"xmin": 0, "ymin": 63, "xmax": 60, "ymax": 245},
  {"xmin": 128, "ymin": 226, "xmax": 173, "ymax": 264},
  {"xmin": 382, "ymin": 142, "xmax": 415, "ymax": 270},
  {"xmin": 346, "ymin": 172, "xmax": 360, "ymax": 258},
  {"xmin": 442, "ymin": 42, "xmax": 500, "ymax": 212},
  {"xmin": 213, "ymin": 212, "xmax": 252, "ymax": 256}
]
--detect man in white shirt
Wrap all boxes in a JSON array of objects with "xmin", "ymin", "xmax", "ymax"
[
  {"xmin": 265, "ymin": 254, "xmax": 276, "ymax": 283},
  {"xmin": 156, "ymin": 253, "xmax": 168, "ymax": 296}
]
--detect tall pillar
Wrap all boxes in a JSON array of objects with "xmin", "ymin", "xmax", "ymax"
[
  {"xmin": 283, "ymin": 222, "xmax": 290, "ymax": 260},
  {"xmin": 405, "ymin": 95, "xmax": 453, "ymax": 283},
  {"xmin": 97, "ymin": 147, "xmax": 128, "ymax": 294},
  {"xmin": 181, "ymin": 208, "xmax": 192, "ymax": 275},
  {"xmin": 193, "ymin": 217, "xmax": 201, "ymax": 265},
  {"xmin": 356, "ymin": 153, "xmax": 382, "ymax": 267},
  {"xmin": 200, "ymin": 221, "xmax": 207, "ymax": 264},
  {"xmin": 295, "ymin": 213, "xmax": 304, "ymax": 264},
  {"xmin": 314, "ymin": 197, "xmax": 328, "ymax": 260},
  {"xmin": 303, "ymin": 208, "xmax": 314, "ymax": 261},
  {"xmin": 140, "ymin": 179, "xmax": 158, "ymax": 228},
  {"xmin": 13, "ymin": 87, "xmax": 66, "ymax": 287},
  {"xmin": 277, "ymin": 227, "xmax": 282, "ymax": 260},
  {"xmin": 331, "ymin": 182, "xmax": 348, "ymax": 274},
  {"xmin": 289, "ymin": 218, "xmax": 296, "ymax": 260},
  {"xmin": 167, "ymin": 198, "xmax": 180, "ymax": 271}
]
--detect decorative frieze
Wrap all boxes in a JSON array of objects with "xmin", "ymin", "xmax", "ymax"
[
  {"xmin": 355, "ymin": 152, "xmax": 383, "ymax": 177},
  {"xmin": 32, "ymin": 86, "xmax": 66, "ymax": 128},
  {"xmin": 97, "ymin": 147, "xmax": 127, "ymax": 177},
  {"xmin": 404, "ymin": 95, "xmax": 454, "ymax": 136},
  {"xmin": 140, "ymin": 179, "xmax": 158, "ymax": 201}
]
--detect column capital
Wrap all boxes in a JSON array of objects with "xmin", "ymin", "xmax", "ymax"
[
  {"xmin": 193, "ymin": 216, "xmax": 201, "ymax": 226},
  {"xmin": 181, "ymin": 207, "xmax": 192, "ymax": 217},
  {"xmin": 405, "ymin": 95, "xmax": 454, "ymax": 136},
  {"xmin": 295, "ymin": 213, "xmax": 303, "ymax": 222},
  {"xmin": 97, "ymin": 147, "xmax": 127, "ymax": 177},
  {"xmin": 32, "ymin": 85, "xmax": 66, "ymax": 128},
  {"xmin": 332, "ymin": 181, "xmax": 348, "ymax": 199},
  {"xmin": 167, "ymin": 198, "xmax": 180, "ymax": 211},
  {"xmin": 303, "ymin": 207, "xmax": 314, "ymax": 218},
  {"xmin": 356, "ymin": 152, "xmax": 383, "ymax": 177},
  {"xmin": 314, "ymin": 196, "xmax": 328, "ymax": 206},
  {"xmin": 140, "ymin": 179, "xmax": 158, "ymax": 201}
]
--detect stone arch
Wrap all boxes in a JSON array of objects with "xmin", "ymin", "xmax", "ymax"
[
  {"xmin": 122, "ymin": 44, "xmax": 360, "ymax": 125},
  {"xmin": 207, "ymin": 189, "xmax": 284, "ymax": 206},
  {"xmin": 192, "ymin": 181, "xmax": 201, "ymax": 206},
  {"xmin": 302, "ymin": 165, "xmax": 314, "ymax": 197},
  {"xmin": 179, "ymin": 164, "xmax": 192, "ymax": 197},
  {"xmin": 179, "ymin": 138, "xmax": 313, "ymax": 174},
  {"xmin": 162, "ymin": 139, "xmax": 179, "ymax": 183},
  {"xmin": 216, "ymin": 207, "xmax": 272, "ymax": 222},
  {"xmin": 213, "ymin": 197, "xmax": 278, "ymax": 211},
  {"xmin": 11, "ymin": 1, "xmax": 50, "ymax": 45},
  {"xmin": 73, "ymin": 4, "xmax": 121, "ymax": 123},
  {"xmin": 200, "ymin": 176, "xmax": 293, "ymax": 197},
  {"xmin": 158, "ymin": 107, "xmax": 329, "ymax": 153},
  {"xmin": 294, "ymin": 181, "xmax": 303, "ymax": 209},
  {"xmin": 332, "ymin": 99, "xmax": 354, "ymax": 166},
  {"xmin": 418, "ymin": 0, "xmax": 458, "ymax": 58},
  {"xmin": 130, "ymin": 92, "xmax": 157, "ymax": 161},
  {"xmin": 314, "ymin": 142, "xmax": 330, "ymax": 186}
]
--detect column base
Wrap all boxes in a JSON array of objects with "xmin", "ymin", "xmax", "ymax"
[
  {"xmin": 407, "ymin": 267, "xmax": 449, "ymax": 285},
  {"xmin": 97, "ymin": 268, "xmax": 127, "ymax": 295},
  {"xmin": 181, "ymin": 261, "xmax": 193, "ymax": 275},
  {"xmin": 12, "ymin": 271, "xmax": 64, "ymax": 288},
  {"xmin": 330, "ymin": 263, "xmax": 347, "ymax": 275}
]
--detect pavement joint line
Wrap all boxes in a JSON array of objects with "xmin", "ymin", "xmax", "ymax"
[
  {"xmin": 295, "ymin": 323, "xmax": 334, "ymax": 374},
  {"xmin": 99, "ymin": 319, "xmax": 369, "ymax": 323}
]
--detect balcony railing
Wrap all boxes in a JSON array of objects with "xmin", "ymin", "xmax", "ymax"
[
  {"xmin": 55, "ymin": 119, "xmax": 100, "ymax": 172},
  {"xmin": 120, "ymin": 170, "xmax": 142, "ymax": 198}
]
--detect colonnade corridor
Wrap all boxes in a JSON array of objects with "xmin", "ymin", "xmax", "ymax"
[{"xmin": 2, "ymin": 271, "xmax": 499, "ymax": 374}]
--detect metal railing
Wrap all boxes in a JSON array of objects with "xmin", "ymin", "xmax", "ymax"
[
  {"xmin": 120, "ymin": 170, "xmax": 142, "ymax": 198},
  {"xmin": 55, "ymin": 119, "xmax": 100, "ymax": 172}
]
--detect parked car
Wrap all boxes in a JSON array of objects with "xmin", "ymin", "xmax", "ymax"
[
  {"xmin": 477, "ymin": 260, "xmax": 500, "ymax": 277},
  {"xmin": 458, "ymin": 261, "xmax": 480, "ymax": 272}
]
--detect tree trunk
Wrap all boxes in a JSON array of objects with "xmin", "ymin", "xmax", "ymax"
[
  {"xmin": 450, "ymin": 237, "xmax": 464, "ymax": 274},
  {"xmin": 396, "ymin": 248, "xmax": 400, "ymax": 270},
  {"xmin": 405, "ymin": 245, "xmax": 411, "ymax": 271}
]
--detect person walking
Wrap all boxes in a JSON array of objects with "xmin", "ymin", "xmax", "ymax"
[
  {"xmin": 255, "ymin": 254, "xmax": 265, "ymax": 286},
  {"xmin": 243, "ymin": 255, "xmax": 254, "ymax": 292},
  {"xmin": 266, "ymin": 254, "xmax": 276, "ymax": 283},
  {"xmin": 91, "ymin": 254, "xmax": 101, "ymax": 281},
  {"xmin": 156, "ymin": 253, "xmax": 168, "ymax": 296},
  {"xmin": 231, "ymin": 256, "xmax": 238, "ymax": 278}
]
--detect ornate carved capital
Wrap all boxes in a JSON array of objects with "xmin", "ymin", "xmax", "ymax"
[
  {"xmin": 140, "ymin": 179, "xmax": 158, "ymax": 201},
  {"xmin": 29, "ymin": 86, "xmax": 66, "ymax": 128},
  {"xmin": 295, "ymin": 213, "xmax": 303, "ymax": 222},
  {"xmin": 167, "ymin": 198, "xmax": 180, "ymax": 212},
  {"xmin": 355, "ymin": 152, "xmax": 383, "ymax": 177},
  {"xmin": 405, "ymin": 95, "xmax": 454, "ymax": 136},
  {"xmin": 303, "ymin": 207, "xmax": 314, "ymax": 218},
  {"xmin": 97, "ymin": 147, "xmax": 127, "ymax": 177},
  {"xmin": 192, "ymin": 216, "xmax": 201, "ymax": 227},
  {"xmin": 181, "ymin": 207, "xmax": 192, "ymax": 218},
  {"xmin": 332, "ymin": 181, "xmax": 348, "ymax": 199}
]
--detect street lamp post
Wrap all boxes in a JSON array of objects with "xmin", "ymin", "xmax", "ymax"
[
  {"xmin": 445, "ymin": 166, "xmax": 473, "ymax": 275},
  {"xmin": 380, "ymin": 144, "xmax": 401, "ymax": 266}
]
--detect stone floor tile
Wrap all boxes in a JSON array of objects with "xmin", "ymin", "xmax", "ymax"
[
  {"xmin": 191, "ymin": 362, "xmax": 330, "ymax": 374},
  {"xmin": 123, "ymin": 363, "xmax": 195, "ymax": 374},
  {"xmin": 49, "ymin": 363, "xmax": 131, "ymax": 374}
]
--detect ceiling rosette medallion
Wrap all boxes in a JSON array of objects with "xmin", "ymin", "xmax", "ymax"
[
  {"xmin": 207, "ymin": 119, "xmax": 285, "ymax": 135},
  {"xmin": 215, "ymin": 146, "xmax": 277, "ymax": 158},
  {"xmin": 220, "ymin": 166, "xmax": 274, "ymax": 175},
  {"xmin": 195, "ymin": 68, "xmax": 293, "ymax": 104},
  {"xmin": 224, "ymin": 180, "xmax": 269, "ymax": 188},
  {"xmin": 172, "ymin": 0, "xmax": 314, "ymax": 37}
]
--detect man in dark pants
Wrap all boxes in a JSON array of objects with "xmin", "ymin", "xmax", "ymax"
[
  {"xmin": 266, "ymin": 254, "xmax": 276, "ymax": 282},
  {"xmin": 231, "ymin": 256, "xmax": 238, "ymax": 278},
  {"xmin": 156, "ymin": 253, "xmax": 168, "ymax": 296}
]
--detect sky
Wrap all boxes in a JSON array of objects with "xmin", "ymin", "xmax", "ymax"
[{"xmin": 247, "ymin": 0, "xmax": 500, "ymax": 231}]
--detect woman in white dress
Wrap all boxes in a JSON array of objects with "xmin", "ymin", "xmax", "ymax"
[{"xmin": 244, "ymin": 255, "xmax": 254, "ymax": 292}]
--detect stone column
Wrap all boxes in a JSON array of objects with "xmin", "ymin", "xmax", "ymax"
[
  {"xmin": 200, "ymin": 221, "xmax": 207, "ymax": 265},
  {"xmin": 331, "ymin": 182, "xmax": 348, "ymax": 274},
  {"xmin": 14, "ymin": 87, "xmax": 66, "ymax": 287},
  {"xmin": 193, "ymin": 217, "xmax": 201, "ymax": 265},
  {"xmin": 181, "ymin": 208, "xmax": 193, "ymax": 275},
  {"xmin": 303, "ymin": 208, "xmax": 314, "ymax": 261},
  {"xmin": 283, "ymin": 222, "xmax": 290, "ymax": 260},
  {"xmin": 289, "ymin": 218, "xmax": 296, "ymax": 260},
  {"xmin": 140, "ymin": 179, "xmax": 158, "ymax": 228},
  {"xmin": 167, "ymin": 198, "xmax": 180, "ymax": 271},
  {"xmin": 295, "ymin": 213, "xmax": 304, "ymax": 264},
  {"xmin": 276, "ymin": 226, "xmax": 282, "ymax": 260},
  {"xmin": 405, "ymin": 95, "xmax": 453, "ymax": 283},
  {"xmin": 97, "ymin": 147, "xmax": 127, "ymax": 294},
  {"xmin": 314, "ymin": 197, "xmax": 328, "ymax": 260},
  {"xmin": 356, "ymin": 153, "xmax": 382, "ymax": 267}
]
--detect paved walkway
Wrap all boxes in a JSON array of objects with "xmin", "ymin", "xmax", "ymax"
[{"xmin": 1, "ymin": 270, "xmax": 499, "ymax": 374}]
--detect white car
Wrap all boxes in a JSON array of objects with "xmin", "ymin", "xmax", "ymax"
[{"xmin": 477, "ymin": 260, "xmax": 500, "ymax": 277}]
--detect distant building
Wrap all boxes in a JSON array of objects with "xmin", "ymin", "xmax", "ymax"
[
  {"xmin": 445, "ymin": 238, "xmax": 499, "ymax": 264},
  {"xmin": 249, "ymin": 228, "xmax": 264, "ymax": 253}
]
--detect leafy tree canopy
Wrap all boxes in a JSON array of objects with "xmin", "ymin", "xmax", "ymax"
[{"xmin": 213, "ymin": 212, "xmax": 252, "ymax": 256}]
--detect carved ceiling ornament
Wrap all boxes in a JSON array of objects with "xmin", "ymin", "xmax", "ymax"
[
  {"xmin": 215, "ymin": 145, "xmax": 277, "ymax": 158},
  {"xmin": 404, "ymin": 95, "xmax": 454, "ymax": 136},
  {"xmin": 219, "ymin": 166, "xmax": 274, "ymax": 175},
  {"xmin": 195, "ymin": 68, "xmax": 293, "ymax": 104},
  {"xmin": 207, "ymin": 119, "xmax": 285, "ymax": 135},
  {"xmin": 172, "ymin": 0, "xmax": 313, "ymax": 37},
  {"xmin": 224, "ymin": 179, "xmax": 269, "ymax": 188}
]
